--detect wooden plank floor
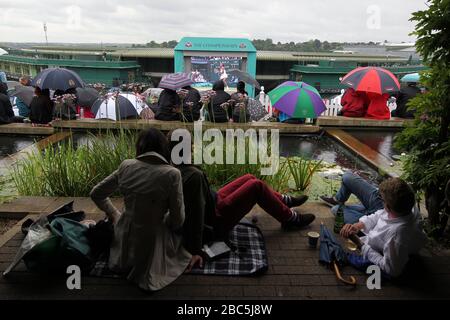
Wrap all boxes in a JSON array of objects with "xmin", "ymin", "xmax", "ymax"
[
  {"xmin": 1, "ymin": 197, "xmax": 449, "ymax": 299},
  {"xmin": 0, "ymin": 123, "xmax": 54, "ymax": 135},
  {"xmin": 317, "ymin": 116, "xmax": 412, "ymax": 128},
  {"xmin": 51, "ymin": 119, "xmax": 321, "ymax": 134}
]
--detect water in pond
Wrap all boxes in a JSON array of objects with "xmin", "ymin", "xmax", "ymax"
[
  {"xmin": 279, "ymin": 134, "xmax": 380, "ymax": 181},
  {"xmin": 345, "ymin": 130, "xmax": 401, "ymax": 160},
  {"xmin": 66, "ymin": 132, "xmax": 381, "ymax": 182},
  {"xmin": 0, "ymin": 135, "xmax": 42, "ymax": 159}
]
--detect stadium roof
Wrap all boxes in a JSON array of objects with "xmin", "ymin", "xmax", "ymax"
[{"xmin": 19, "ymin": 46, "xmax": 408, "ymax": 63}]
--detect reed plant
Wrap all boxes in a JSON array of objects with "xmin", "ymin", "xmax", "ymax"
[{"xmin": 287, "ymin": 157, "xmax": 323, "ymax": 192}]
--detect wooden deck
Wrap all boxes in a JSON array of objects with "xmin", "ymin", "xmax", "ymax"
[
  {"xmin": 317, "ymin": 116, "xmax": 412, "ymax": 128},
  {"xmin": 0, "ymin": 197, "xmax": 449, "ymax": 300},
  {"xmin": 0, "ymin": 123, "xmax": 54, "ymax": 135},
  {"xmin": 0, "ymin": 116, "xmax": 413, "ymax": 137},
  {"xmin": 51, "ymin": 119, "xmax": 321, "ymax": 134}
]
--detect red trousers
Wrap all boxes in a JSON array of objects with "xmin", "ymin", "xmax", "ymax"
[{"xmin": 214, "ymin": 174, "xmax": 293, "ymax": 233}]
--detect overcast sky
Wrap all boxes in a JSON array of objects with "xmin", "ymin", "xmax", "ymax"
[{"xmin": 0, "ymin": 0, "xmax": 427, "ymax": 44}]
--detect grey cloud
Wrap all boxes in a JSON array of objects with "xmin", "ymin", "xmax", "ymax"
[{"xmin": 0, "ymin": 0, "xmax": 427, "ymax": 43}]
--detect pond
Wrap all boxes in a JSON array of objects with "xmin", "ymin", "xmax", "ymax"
[
  {"xmin": 279, "ymin": 134, "xmax": 381, "ymax": 182},
  {"xmin": 345, "ymin": 129, "xmax": 401, "ymax": 160},
  {"xmin": 0, "ymin": 135, "xmax": 43, "ymax": 159}
]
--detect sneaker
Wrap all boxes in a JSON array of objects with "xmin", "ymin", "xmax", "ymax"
[
  {"xmin": 320, "ymin": 195, "xmax": 340, "ymax": 207},
  {"xmin": 282, "ymin": 194, "xmax": 309, "ymax": 207},
  {"xmin": 281, "ymin": 209, "xmax": 316, "ymax": 230}
]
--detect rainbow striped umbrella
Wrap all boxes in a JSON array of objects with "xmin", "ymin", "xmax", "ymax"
[{"xmin": 268, "ymin": 81, "xmax": 326, "ymax": 118}]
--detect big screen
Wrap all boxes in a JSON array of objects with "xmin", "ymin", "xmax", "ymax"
[{"xmin": 190, "ymin": 56, "xmax": 242, "ymax": 89}]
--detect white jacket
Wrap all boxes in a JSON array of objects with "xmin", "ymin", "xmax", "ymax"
[{"xmin": 359, "ymin": 209, "xmax": 427, "ymax": 277}]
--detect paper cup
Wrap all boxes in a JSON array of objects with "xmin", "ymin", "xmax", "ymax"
[{"xmin": 307, "ymin": 231, "xmax": 320, "ymax": 248}]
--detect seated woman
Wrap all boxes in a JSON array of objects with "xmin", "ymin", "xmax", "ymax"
[
  {"xmin": 230, "ymin": 81, "xmax": 250, "ymax": 123},
  {"xmin": 29, "ymin": 87, "xmax": 54, "ymax": 125},
  {"xmin": 90, "ymin": 128, "xmax": 194, "ymax": 291},
  {"xmin": 0, "ymin": 91, "xmax": 23, "ymax": 124},
  {"xmin": 365, "ymin": 92, "xmax": 390, "ymax": 120},
  {"xmin": 339, "ymin": 88, "xmax": 368, "ymax": 117},
  {"xmin": 155, "ymin": 88, "xmax": 181, "ymax": 121},
  {"xmin": 274, "ymin": 108, "xmax": 305, "ymax": 124},
  {"xmin": 206, "ymin": 80, "xmax": 231, "ymax": 123},
  {"xmin": 181, "ymin": 85, "xmax": 201, "ymax": 122}
]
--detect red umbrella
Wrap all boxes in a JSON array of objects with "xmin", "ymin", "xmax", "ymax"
[{"xmin": 341, "ymin": 67, "xmax": 400, "ymax": 95}]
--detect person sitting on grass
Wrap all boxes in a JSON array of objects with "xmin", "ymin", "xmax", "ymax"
[
  {"xmin": 320, "ymin": 171, "xmax": 385, "ymax": 224},
  {"xmin": 339, "ymin": 177, "xmax": 426, "ymax": 278}
]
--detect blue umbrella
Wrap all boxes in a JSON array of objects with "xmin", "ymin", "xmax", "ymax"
[
  {"xmin": 400, "ymin": 73, "xmax": 420, "ymax": 83},
  {"xmin": 31, "ymin": 67, "xmax": 85, "ymax": 91},
  {"xmin": 319, "ymin": 223, "xmax": 356, "ymax": 286}
]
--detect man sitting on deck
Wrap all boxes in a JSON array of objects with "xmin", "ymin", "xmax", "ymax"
[
  {"xmin": 320, "ymin": 172, "xmax": 386, "ymax": 224},
  {"xmin": 339, "ymin": 177, "xmax": 426, "ymax": 278}
]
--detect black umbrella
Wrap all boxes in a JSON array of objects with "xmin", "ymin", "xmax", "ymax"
[
  {"xmin": 31, "ymin": 67, "xmax": 85, "ymax": 91},
  {"xmin": 76, "ymin": 87, "xmax": 100, "ymax": 107},
  {"xmin": 12, "ymin": 85, "xmax": 34, "ymax": 106},
  {"xmin": 228, "ymin": 69, "xmax": 261, "ymax": 89},
  {"xmin": 319, "ymin": 223, "xmax": 356, "ymax": 286}
]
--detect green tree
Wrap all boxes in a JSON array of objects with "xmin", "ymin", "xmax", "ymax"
[{"xmin": 395, "ymin": 0, "xmax": 450, "ymax": 237}]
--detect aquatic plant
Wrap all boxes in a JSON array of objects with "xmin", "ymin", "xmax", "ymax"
[
  {"xmin": 12, "ymin": 130, "xmax": 137, "ymax": 197},
  {"xmin": 287, "ymin": 157, "xmax": 323, "ymax": 192}
]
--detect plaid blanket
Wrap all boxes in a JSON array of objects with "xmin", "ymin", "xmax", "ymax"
[
  {"xmin": 189, "ymin": 222, "xmax": 268, "ymax": 276},
  {"xmin": 89, "ymin": 221, "xmax": 268, "ymax": 277}
]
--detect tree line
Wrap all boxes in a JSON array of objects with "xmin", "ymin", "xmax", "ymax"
[{"xmin": 131, "ymin": 39, "xmax": 385, "ymax": 52}]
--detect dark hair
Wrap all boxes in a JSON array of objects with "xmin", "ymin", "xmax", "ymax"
[
  {"xmin": 237, "ymin": 81, "xmax": 246, "ymax": 93},
  {"xmin": 135, "ymin": 128, "xmax": 170, "ymax": 161},
  {"xmin": 379, "ymin": 178, "xmax": 416, "ymax": 216},
  {"xmin": 213, "ymin": 80, "xmax": 225, "ymax": 91},
  {"xmin": 0, "ymin": 82, "xmax": 8, "ymax": 95}
]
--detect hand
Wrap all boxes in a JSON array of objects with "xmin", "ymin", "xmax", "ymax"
[
  {"xmin": 340, "ymin": 223, "xmax": 359, "ymax": 238},
  {"xmin": 185, "ymin": 255, "xmax": 203, "ymax": 273}
]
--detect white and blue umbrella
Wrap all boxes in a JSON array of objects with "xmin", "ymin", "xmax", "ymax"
[
  {"xmin": 91, "ymin": 93, "xmax": 146, "ymax": 121},
  {"xmin": 400, "ymin": 73, "xmax": 420, "ymax": 83}
]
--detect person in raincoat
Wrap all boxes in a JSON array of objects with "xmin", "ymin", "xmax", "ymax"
[
  {"xmin": 206, "ymin": 80, "xmax": 231, "ymax": 123},
  {"xmin": 155, "ymin": 88, "xmax": 181, "ymax": 121},
  {"xmin": 339, "ymin": 88, "xmax": 368, "ymax": 118},
  {"xmin": 391, "ymin": 83, "xmax": 421, "ymax": 119},
  {"xmin": 90, "ymin": 128, "xmax": 197, "ymax": 291},
  {"xmin": 365, "ymin": 92, "xmax": 391, "ymax": 120}
]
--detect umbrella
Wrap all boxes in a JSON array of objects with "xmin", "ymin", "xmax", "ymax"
[
  {"xmin": 11, "ymin": 85, "xmax": 34, "ymax": 106},
  {"xmin": 319, "ymin": 223, "xmax": 356, "ymax": 286},
  {"xmin": 159, "ymin": 72, "xmax": 193, "ymax": 91},
  {"xmin": 341, "ymin": 67, "xmax": 400, "ymax": 95},
  {"xmin": 0, "ymin": 48, "xmax": 7, "ymax": 55},
  {"xmin": 76, "ymin": 87, "xmax": 100, "ymax": 107},
  {"xmin": 247, "ymin": 98, "xmax": 268, "ymax": 121},
  {"xmin": 268, "ymin": 81, "xmax": 326, "ymax": 118},
  {"xmin": 91, "ymin": 93, "xmax": 146, "ymax": 121},
  {"xmin": 400, "ymin": 73, "xmax": 420, "ymax": 83},
  {"xmin": 228, "ymin": 69, "xmax": 261, "ymax": 89},
  {"xmin": 31, "ymin": 67, "xmax": 85, "ymax": 91}
]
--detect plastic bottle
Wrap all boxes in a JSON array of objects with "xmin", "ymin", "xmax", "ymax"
[
  {"xmin": 80, "ymin": 107, "xmax": 85, "ymax": 119},
  {"xmin": 334, "ymin": 205, "xmax": 345, "ymax": 233}
]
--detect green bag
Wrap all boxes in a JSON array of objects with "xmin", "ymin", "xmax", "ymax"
[{"xmin": 23, "ymin": 218, "xmax": 93, "ymax": 274}]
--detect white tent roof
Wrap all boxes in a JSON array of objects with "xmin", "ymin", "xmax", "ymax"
[{"xmin": 0, "ymin": 48, "xmax": 8, "ymax": 55}]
